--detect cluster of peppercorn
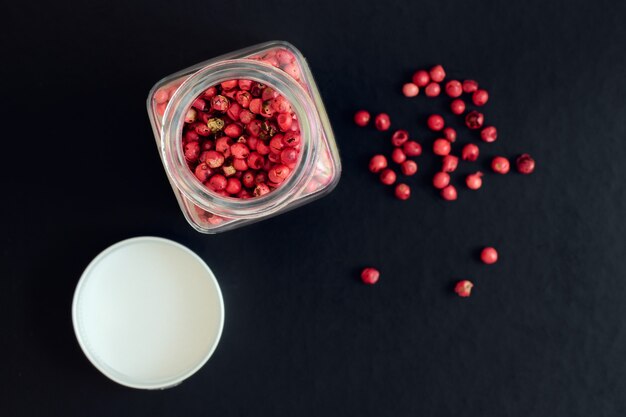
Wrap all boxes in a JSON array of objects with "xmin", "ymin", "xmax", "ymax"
[
  {"xmin": 356, "ymin": 64, "xmax": 535, "ymax": 201},
  {"xmin": 179, "ymin": 79, "xmax": 301, "ymax": 199},
  {"xmin": 356, "ymin": 65, "xmax": 536, "ymax": 297}
]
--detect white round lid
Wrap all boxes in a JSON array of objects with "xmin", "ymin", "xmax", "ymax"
[{"xmin": 72, "ymin": 236, "xmax": 224, "ymax": 389}]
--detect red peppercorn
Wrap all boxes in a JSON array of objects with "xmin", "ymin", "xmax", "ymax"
[
  {"xmin": 269, "ymin": 135, "xmax": 285, "ymax": 153},
  {"xmin": 253, "ymin": 183, "xmax": 271, "ymax": 197},
  {"xmin": 276, "ymin": 113, "xmax": 293, "ymax": 132},
  {"xmin": 192, "ymin": 98, "xmax": 207, "ymax": 111},
  {"xmin": 230, "ymin": 142, "xmax": 250, "ymax": 159},
  {"xmin": 280, "ymin": 148, "xmax": 298, "ymax": 165},
  {"xmin": 374, "ymin": 113, "xmax": 391, "ymax": 131},
  {"xmin": 361, "ymin": 267, "xmax": 380, "ymax": 285},
  {"xmin": 369, "ymin": 155, "xmax": 388, "ymax": 173},
  {"xmin": 481, "ymin": 247, "xmax": 498, "ymax": 264},
  {"xmin": 226, "ymin": 103, "xmax": 241, "ymax": 120},
  {"xmin": 462, "ymin": 144, "xmax": 479, "ymax": 161},
  {"xmin": 454, "ymin": 280, "xmax": 473, "ymax": 297},
  {"xmin": 402, "ymin": 83, "xmax": 419, "ymax": 97},
  {"xmin": 204, "ymin": 150, "xmax": 225, "ymax": 168},
  {"xmin": 472, "ymin": 89, "xmax": 489, "ymax": 106},
  {"xmin": 391, "ymin": 129, "xmax": 409, "ymax": 147},
  {"xmin": 184, "ymin": 108, "xmax": 197, "ymax": 124},
  {"xmin": 272, "ymin": 95, "xmax": 291, "ymax": 113},
  {"xmin": 233, "ymin": 158, "xmax": 248, "ymax": 171},
  {"xmin": 268, "ymin": 164, "xmax": 291, "ymax": 183},
  {"xmin": 236, "ymin": 91, "xmax": 252, "ymax": 108},
  {"xmin": 238, "ymin": 79, "xmax": 252, "ymax": 90},
  {"xmin": 194, "ymin": 163, "xmax": 212, "ymax": 182},
  {"xmin": 465, "ymin": 111, "xmax": 484, "ymax": 130},
  {"xmin": 249, "ymin": 98, "xmax": 263, "ymax": 114},
  {"xmin": 225, "ymin": 178, "xmax": 242, "ymax": 195},
  {"xmin": 491, "ymin": 156, "xmax": 510, "ymax": 174},
  {"xmin": 256, "ymin": 140, "xmax": 271, "ymax": 155},
  {"xmin": 402, "ymin": 141, "xmax": 422, "ymax": 157},
  {"xmin": 433, "ymin": 139, "xmax": 451, "ymax": 156},
  {"xmin": 184, "ymin": 130, "xmax": 200, "ymax": 143},
  {"xmin": 282, "ymin": 131, "xmax": 300, "ymax": 147},
  {"xmin": 466, "ymin": 172, "xmax": 483, "ymax": 190},
  {"xmin": 247, "ymin": 152, "xmax": 265, "ymax": 170},
  {"xmin": 215, "ymin": 137, "xmax": 233, "ymax": 155},
  {"xmin": 208, "ymin": 174, "xmax": 227, "ymax": 191},
  {"xmin": 379, "ymin": 169, "xmax": 397, "ymax": 185},
  {"xmin": 202, "ymin": 86, "xmax": 217, "ymax": 99},
  {"xmin": 220, "ymin": 80, "xmax": 238, "ymax": 90},
  {"xmin": 441, "ymin": 185, "xmax": 458, "ymax": 201},
  {"xmin": 211, "ymin": 95, "xmax": 229, "ymax": 112},
  {"xmin": 239, "ymin": 109, "xmax": 254, "ymax": 124},
  {"xmin": 445, "ymin": 80, "xmax": 463, "ymax": 98},
  {"xmin": 516, "ymin": 154, "xmax": 535, "ymax": 174},
  {"xmin": 442, "ymin": 127, "xmax": 457, "ymax": 142},
  {"xmin": 224, "ymin": 123, "xmax": 243, "ymax": 139},
  {"xmin": 391, "ymin": 148, "xmax": 407, "ymax": 164},
  {"xmin": 429, "ymin": 65, "xmax": 446, "ymax": 82},
  {"xmin": 184, "ymin": 141, "xmax": 200, "ymax": 162},
  {"xmin": 401, "ymin": 160, "xmax": 418, "ymax": 176},
  {"xmin": 154, "ymin": 88, "xmax": 169, "ymax": 104},
  {"xmin": 425, "ymin": 82, "xmax": 441, "ymax": 97},
  {"xmin": 480, "ymin": 126, "xmax": 498, "ymax": 143},
  {"xmin": 442, "ymin": 155, "xmax": 459, "ymax": 172},
  {"xmin": 427, "ymin": 114, "xmax": 445, "ymax": 131},
  {"xmin": 254, "ymin": 171, "xmax": 268, "ymax": 185},
  {"xmin": 462, "ymin": 80, "xmax": 478, "ymax": 93},
  {"xmin": 242, "ymin": 171, "xmax": 255, "ymax": 188},
  {"xmin": 246, "ymin": 119, "xmax": 262, "ymax": 137},
  {"xmin": 395, "ymin": 183, "xmax": 411, "ymax": 200},
  {"xmin": 354, "ymin": 110, "xmax": 370, "ymax": 127},
  {"xmin": 450, "ymin": 99, "xmax": 466, "ymax": 115},
  {"xmin": 412, "ymin": 70, "xmax": 430, "ymax": 87},
  {"xmin": 433, "ymin": 172, "xmax": 450, "ymax": 189}
]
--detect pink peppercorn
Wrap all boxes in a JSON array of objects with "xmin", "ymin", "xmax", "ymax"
[
  {"xmin": 402, "ymin": 83, "xmax": 419, "ymax": 97},
  {"xmin": 282, "ymin": 131, "xmax": 300, "ymax": 147},
  {"xmin": 184, "ymin": 130, "xmax": 200, "ymax": 143},
  {"xmin": 247, "ymin": 152, "xmax": 265, "ymax": 170},
  {"xmin": 249, "ymin": 98, "xmax": 262, "ymax": 114},
  {"xmin": 220, "ymin": 80, "xmax": 238, "ymax": 90},
  {"xmin": 276, "ymin": 113, "xmax": 293, "ymax": 131},
  {"xmin": 374, "ymin": 113, "xmax": 391, "ymax": 131},
  {"xmin": 272, "ymin": 95, "xmax": 291, "ymax": 113},
  {"xmin": 466, "ymin": 172, "xmax": 483, "ymax": 190},
  {"xmin": 233, "ymin": 158, "xmax": 248, "ymax": 171},
  {"xmin": 276, "ymin": 49, "xmax": 295, "ymax": 65},
  {"xmin": 427, "ymin": 114, "xmax": 445, "ymax": 131},
  {"xmin": 280, "ymin": 147, "xmax": 298, "ymax": 165},
  {"xmin": 256, "ymin": 140, "xmax": 271, "ymax": 155},
  {"xmin": 391, "ymin": 130, "xmax": 409, "ymax": 147},
  {"xmin": 433, "ymin": 139, "xmax": 451, "ymax": 156},
  {"xmin": 231, "ymin": 142, "xmax": 250, "ymax": 159},
  {"xmin": 194, "ymin": 163, "xmax": 212, "ymax": 182},
  {"xmin": 193, "ymin": 122, "xmax": 211, "ymax": 136},
  {"xmin": 216, "ymin": 137, "xmax": 233, "ymax": 154},
  {"xmin": 391, "ymin": 148, "xmax": 407, "ymax": 164},
  {"xmin": 379, "ymin": 169, "xmax": 397, "ymax": 185},
  {"xmin": 442, "ymin": 127, "xmax": 457, "ymax": 142},
  {"xmin": 202, "ymin": 86, "xmax": 217, "ymax": 99},
  {"xmin": 429, "ymin": 65, "xmax": 446, "ymax": 82},
  {"xmin": 224, "ymin": 124, "xmax": 243, "ymax": 138},
  {"xmin": 481, "ymin": 247, "xmax": 498, "ymax": 264},
  {"xmin": 450, "ymin": 99, "xmax": 466, "ymax": 115},
  {"xmin": 361, "ymin": 267, "xmax": 380, "ymax": 285},
  {"xmin": 369, "ymin": 155, "xmax": 388, "ymax": 173},
  {"xmin": 269, "ymin": 136, "xmax": 285, "ymax": 153},
  {"xmin": 192, "ymin": 98, "xmax": 207, "ymax": 111},
  {"xmin": 402, "ymin": 141, "xmax": 422, "ymax": 157},
  {"xmin": 472, "ymin": 89, "xmax": 489, "ymax": 106},
  {"xmin": 253, "ymin": 183, "xmax": 271, "ymax": 197},
  {"xmin": 238, "ymin": 79, "xmax": 252, "ymax": 90},
  {"xmin": 255, "ymin": 171, "xmax": 268, "ymax": 185},
  {"xmin": 432, "ymin": 172, "xmax": 450, "ymax": 189},
  {"xmin": 462, "ymin": 80, "xmax": 478, "ymax": 93},
  {"xmin": 354, "ymin": 110, "xmax": 371, "ymax": 127},
  {"xmin": 516, "ymin": 154, "xmax": 535, "ymax": 174},
  {"xmin": 154, "ymin": 88, "xmax": 169, "ymax": 104},
  {"xmin": 184, "ymin": 108, "xmax": 197, "ymax": 123},
  {"xmin": 226, "ymin": 103, "xmax": 241, "ymax": 120},
  {"xmin": 441, "ymin": 185, "xmax": 458, "ymax": 201},
  {"xmin": 236, "ymin": 91, "xmax": 252, "ymax": 108},
  {"xmin": 204, "ymin": 150, "xmax": 225, "ymax": 168},
  {"xmin": 211, "ymin": 95, "xmax": 229, "ymax": 112},
  {"xmin": 442, "ymin": 155, "xmax": 459, "ymax": 172},
  {"xmin": 412, "ymin": 70, "xmax": 430, "ymax": 87},
  {"xmin": 491, "ymin": 156, "xmax": 510, "ymax": 174},
  {"xmin": 480, "ymin": 126, "xmax": 498, "ymax": 143},
  {"xmin": 462, "ymin": 144, "xmax": 479, "ymax": 161},
  {"xmin": 209, "ymin": 174, "xmax": 228, "ymax": 191},
  {"xmin": 425, "ymin": 82, "xmax": 441, "ymax": 97},
  {"xmin": 268, "ymin": 164, "xmax": 291, "ymax": 183},
  {"xmin": 239, "ymin": 109, "xmax": 254, "ymax": 124},
  {"xmin": 454, "ymin": 280, "xmax": 473, "ymax": 297},
  {"xmin": 465, "ymin": 111, "xmax": 484, "ymax": 130},
  {"xmin": 395, "ymin": 183, "xmax": 411, "ymax": 200},
  {"xmin": 401, "ymin": 160, "xmax": 418, "ymax": 176},
  {"xmin": 242, "ymin": 171, "xmax": 255, "ymax": 188},
  {"xmin": 184, "ymin": 141, "xmax": 201, "ymax": 162},
  {"xmin": 445, "ymin": 80, "xmax": 463, "ymax": 98},
  {"xmin": 225, "ymin": 178, "xmax": 242, "ymax": 195}
]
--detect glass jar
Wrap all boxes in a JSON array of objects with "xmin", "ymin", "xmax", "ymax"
[{"xmin": 146, "ymin": 41, "xmax": 341, "ymax": 233}]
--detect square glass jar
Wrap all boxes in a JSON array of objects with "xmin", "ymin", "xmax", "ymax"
[{"xmin": 147, "ymin": 41, "xmax": 341, "ymax": 233}]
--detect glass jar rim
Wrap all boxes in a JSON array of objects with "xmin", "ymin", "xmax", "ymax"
[{"xmin": 161, "ymin": 59, "xmax": 321, "ymax": 219}]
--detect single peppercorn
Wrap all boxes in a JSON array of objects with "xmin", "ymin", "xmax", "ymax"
[
  {"xmin": 402, "ymin": 141, "xmax": 422, "ymax": 157},
  {"xmin": 450, "ymin": 99, "xmax": 466, "ymax": 115},
  {"xmin": 429, "ymin": 65, "xmax": 446, "ymax": 82},
  {"xmin": 361, "ymin": 268, "xmax": 380, "ymax": 285},
  {"xmin": 516, "ymin": 154, "xmax": 535, "ymax": 174},
  {"xmin": 462, "ymin": 144, "xmax": 479, "ymax": 161},
  {"xmin": 445, "ymin": 80, "xmax": 463, "ymax": 98},
  {"xmin": 442, "ymin": 155, "xmax": 459, "ymax": 172},
  {"xmin": 401, "ymin": 160, "xmax": 418, "ymax": 176},
  {"xmin": 481, "ymin": 247, "xmax": 498, "ymax": 264},
  {"xmin": 432, "ymin": 172, "xmax": 450, "ymax": 189},
  {"xmin": 427, "ymin": 114, "xmax": 445, "ymax": 131},
  {"xmin": 425, "ymin": 82, "xmax": 441, "ymax": 97},
  {"xmin": 391, "ymin": 130, "xmax": 409, "ymax": 147},
  {"xmin": 491, "ymin": 156, "xmax": 510, "ymax": 174},
  {"xmin": 412, "ymin": 70, "xmax": 430, "ymax": 87},
  {"xmin": 391, "ymin": 148, "xmax": 407, "ymax": 164},
  {"xmin": 442, "ymin": 127, "xmax": 457, "ymax": 142},
  {"xmin": 402, "ymin": 83, "xmax": 419, "ymax": 97},
  {"xmin": 454, "ymin": 280, "xmax": 473, "ymax": 297},
  {"xmin": 465, "ymin": 111, "xmax": 484, "ymax": 130},
  {"xmin": 380, "ymin": 169, "xmax": 397, "ymax": 185},
  {"xmin": 466, "ymin": 172, "xmax": 483, "ymax": 190},
  {"xmin": 441, "ymin": 185, "xmax": 458, "ymax": 201},
  {"xmin": 374, "ymin": 113, "xmax": 391, "ymax": 131},
  {"xmin": 354, "ymin": 110, "xmax": 370, "ymax": 127},
  {"xmin": 480, "ymin": 126, "xmax": 498, "ymax": 143},
  {"xmin": 395, "ymin": 183, "xmax": 411, "ymax": 200},
  {"xmin": 433, "ymin": 139, "xmax": 451, "ymax": 156},
  {"xmin": 472, "ymin": 89, "xmax": 489, "ymax": 106},
  {"xmin": 462, "ymin": 80, "xmax": 478, "ymax": 93},
  {"xmin": 369, "ymin": 155, "xmax": 388, "ymax": 173}
]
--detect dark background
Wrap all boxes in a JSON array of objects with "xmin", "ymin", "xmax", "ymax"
[{"xmin": 4, "ymin": 0, "xmax": 626, "ymax": 416}]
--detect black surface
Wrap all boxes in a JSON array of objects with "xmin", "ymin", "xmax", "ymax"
[{"xmin": 4, "ymin": 0, "xmax": 626, "ymax": 416}]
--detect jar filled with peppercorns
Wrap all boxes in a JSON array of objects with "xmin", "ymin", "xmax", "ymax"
[{"xmin": 147, "ymin": 41, "xmax": 341, "ymax": 233}]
